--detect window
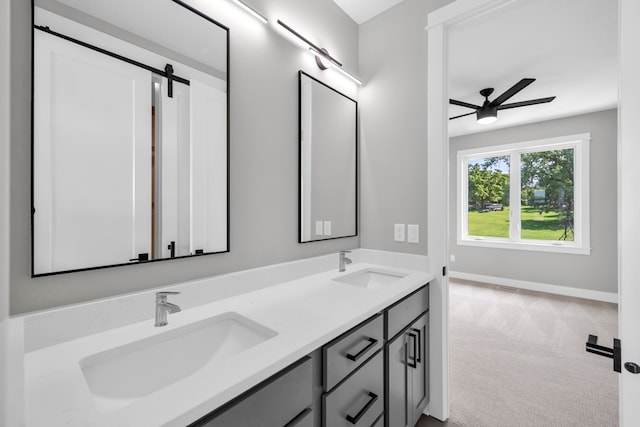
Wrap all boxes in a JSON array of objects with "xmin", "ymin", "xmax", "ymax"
[{"xmin": 457, "ymin": 133, "xmax": 590, "ymax": 254}]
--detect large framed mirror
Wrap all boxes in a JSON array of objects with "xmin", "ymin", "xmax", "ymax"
[
  {"xmin": 31, "ymin": 0, "xmax": 229, "ymax": 276},
  {"xmin": 298, "ymin": 71, "xmax": 357, "ymax": 243}
]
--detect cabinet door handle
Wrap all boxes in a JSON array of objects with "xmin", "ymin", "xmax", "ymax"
[
  {"xmin": 407, "ymin": 331, "xmax": 418, "ymax": 369},
  {"xmin": 346, "ymin": 337, "xmax": 378, "ymax": 362},
  {"xmin": 411, "ymin": 327, "xmax": 421, "ymax": 363},
  {"xmin": 346, "ymin": 391, "xmax": 378, "ymax": 424}
]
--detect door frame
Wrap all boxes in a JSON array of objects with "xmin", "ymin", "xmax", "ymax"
[
  {"xmin": 426, "ymin": 0, "xmax": 521, "ymax": 419},
  {"xmin": 0, "ymin": 0, "xmax": 9, "ymax": 423},
  {"xmin": 618, "ymin": 0, "xmax": 640, "ymax": 424}
]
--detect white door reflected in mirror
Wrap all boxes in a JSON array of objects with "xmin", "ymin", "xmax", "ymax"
[{"xmin": 32, "ymin": 0, "xmax": 229, "ymax": 275}]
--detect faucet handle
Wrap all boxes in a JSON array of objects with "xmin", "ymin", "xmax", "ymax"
[{"xmin": 156, "ymin": 291, "xmax": 180, "ymax": 302}]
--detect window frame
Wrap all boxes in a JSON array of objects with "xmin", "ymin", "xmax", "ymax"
[{"xmin": 457, "ymin": 133, "xmax": 591, "ymax": 255}]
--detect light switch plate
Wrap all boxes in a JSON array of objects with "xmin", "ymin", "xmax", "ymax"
[
  {"xmin": 394, "ymin": 224, "xmax": 405, "ymax": 242},
  {"xmin": 450, "ymin": 254, "xmax": 456, "ymax": 262},
  {"xmin": 324, "ymin": 221, "xmax": 332, "ymax": 236},
  {"xmin": 315, "ymin": 221, "xmax": 323, "ymax": 236},
  {"xmin": 407, "ymin": 224, "xmax": 419, "ymax": 243}
]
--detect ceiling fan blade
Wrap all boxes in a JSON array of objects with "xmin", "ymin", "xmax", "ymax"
[
  {"xmin": 490, "ymin": 78, "xmax": 536, "ymax": 106},
  {"xmin": 450, "ymin": 99, "xmax": 481, "ymax": 110},
  {"xmin": 497, "ymin": 96, "xmax": 556, "ymax": 110},
  {"xmin": 449, "ymin": 111, "xmax": 476, "ymax": 120}
]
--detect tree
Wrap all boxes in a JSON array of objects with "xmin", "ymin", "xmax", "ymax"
[
  {"xmin": 467, "ymin": 156, "xmax": 509, "ymax": 210},
  {"xmin": 520, "ymin": 148, "xmax": 574, "ymax": 239}
]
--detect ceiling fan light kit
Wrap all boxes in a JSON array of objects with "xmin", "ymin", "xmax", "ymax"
[{"xmin": 450, "ymin": 78, "xmax": 555, "ymax": 125}]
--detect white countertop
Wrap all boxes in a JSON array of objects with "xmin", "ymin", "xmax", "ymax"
[{"xmin": 23, "ymin": 262, "xmax": 433, "ymax": 427}]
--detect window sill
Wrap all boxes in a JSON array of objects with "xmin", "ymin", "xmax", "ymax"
[{"xmin": 457, "ymin": 238, "xmax": 591, "ymax": 255}]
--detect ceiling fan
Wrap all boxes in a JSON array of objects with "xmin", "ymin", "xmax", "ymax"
[{"xmin": 449, "ymin": 78, "xmax": 556, "ymax": 124}]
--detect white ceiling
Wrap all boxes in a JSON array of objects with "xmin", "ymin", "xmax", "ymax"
[
  {"xmin": 448, "ymin": 0, "xmax": 618, "ymax": 137},
  {"xmin": 332, "ymin": 0, "xmax": 404, "ymax": 24}
]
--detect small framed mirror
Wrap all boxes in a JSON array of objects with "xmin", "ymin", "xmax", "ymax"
[
  {"xmin": 298, "ymin": 71, "xmax": 357, "ymax": 243},
  {"xmin": 31, "ymin": 0, "xmax": 229, "ymax": 275}
]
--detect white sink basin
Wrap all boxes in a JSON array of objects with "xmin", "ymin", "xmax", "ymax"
[
  {"xmin": 332, "ymin": 268, "xmax": 407, "ymax": 290},
  {"xmin": 79, "ymin": 312, "xmax": 277, "ymax": 413}
]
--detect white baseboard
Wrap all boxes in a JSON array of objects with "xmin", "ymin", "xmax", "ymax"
[{"xmin": 449, "ymin": 271, "xmax": 618, "ymax": 304}]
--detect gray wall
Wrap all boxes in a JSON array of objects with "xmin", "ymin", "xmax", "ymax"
[
  {"xmin": 10, "ymin": 0, "xmax": 360, "ymax": 314},
  {"xmin": 449, "ymin": 109, "xmax": 618, "ymax": 294},
  {"xmin": 359, "ymin": 0, "xmax": 452, "ymax": 255},
  {"xmin": 1, "ymin": 0, "xmax": 10, "ymax": 420}
]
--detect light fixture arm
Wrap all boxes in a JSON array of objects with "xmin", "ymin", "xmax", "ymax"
[
  {"xmin": 276, "ymin": 20, "xmax": 343, "ymax": 67},
  {"xmin": 276, "ymin": 19, "xmax": 363, "ymax": 85}
]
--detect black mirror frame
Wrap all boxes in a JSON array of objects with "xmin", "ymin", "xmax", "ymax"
[
  {"xmin": 30, "ymin": 0, "xmax": 230, "ymax": 277},
  {"xmin": 297, "ymin": 70, "xmax": 358, "ymax": 244}
]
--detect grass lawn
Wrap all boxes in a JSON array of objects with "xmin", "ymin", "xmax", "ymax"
[{"xmin": 468, "ymin": 206, "xmax": 573, "ymax": 241}]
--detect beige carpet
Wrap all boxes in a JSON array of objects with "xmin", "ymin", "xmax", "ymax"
[{"xmin": 442, "ymin": 279, "xmax": 619, "ymax": 427}]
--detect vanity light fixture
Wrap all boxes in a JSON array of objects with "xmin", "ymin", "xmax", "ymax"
[
  {"xmin": 277, "ymin": 19, "xmax": 362, "ymax": 85},
  {"xmin": 231, "ymin": 0, "xmax": 268, "ymax": 23}
]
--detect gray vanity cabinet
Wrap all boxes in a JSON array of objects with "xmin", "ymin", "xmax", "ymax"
[
  {"xmin": 188, "ymin": 284, "xmax": 430, "ymax": 427},
  {"xmin": 189, "ymin": 356, "xmax": 313, "ymax": 427},
  {"xmin": 385, "ymin": 286, "xmax": 430, "ymax": 427}
]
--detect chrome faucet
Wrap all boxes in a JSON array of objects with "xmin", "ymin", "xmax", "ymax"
[
  {"xmin": 339, "ymin": 250, "xmax": 352, "ymax": 272},
  {"xmin": 155, "ymin": 291, "xmax": 181, "ymax": 327}
]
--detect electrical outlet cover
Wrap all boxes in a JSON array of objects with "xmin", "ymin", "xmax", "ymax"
[
  {"xmin": 407, "ymin": 224, "xmax": 419, "ymax": 243},
  {"xmin": 324, "ymin": 221, "xmax": 332, "ymax": 236},
  {"xmin": 394, "ymin": 224, "xmax": 405, "ymax": 242},
  {"xmin": 315, "ymin": 221, "xmax": 323, "ymax": 236}
]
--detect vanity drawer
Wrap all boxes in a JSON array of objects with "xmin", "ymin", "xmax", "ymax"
[
  {"xmin": 191, "ymin": 356, "xmax": 312, "ymax": 427},
  {"xmin": 323, "ymin": 350, "xmax": 384, "ymax": 427},
  {"xmin": 385, "ymin": 285, "xmax": 429, "ymax": 340},
  {"xmin": 323, "ymin": 313, "xmax": 384, "ymax": 391}
]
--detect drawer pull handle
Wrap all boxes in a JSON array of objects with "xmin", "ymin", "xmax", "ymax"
[
  {"xmin": 411, "ymin": 327, "xmax": 422, "ymax": 363},
  {"xmin": 346, "ymin": 337, "xmax": 379, "ymax": 362},
  {"xmin": 346, "ymin": 391, "xmax": 378, "ymax": 424}
]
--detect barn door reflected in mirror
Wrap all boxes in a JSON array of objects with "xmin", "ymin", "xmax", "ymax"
[{"xmin": 32, "ymin": 0, "xmax": 229, "ymax": 275}]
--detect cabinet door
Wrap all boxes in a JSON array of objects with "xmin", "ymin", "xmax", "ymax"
[
  {"xmin": 409, "ymin": 313, "xmax": 429, "ymax": 426},
  {"xmin": 386, "ymin": 333, "xmax": 410, "ymax": 427}
]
